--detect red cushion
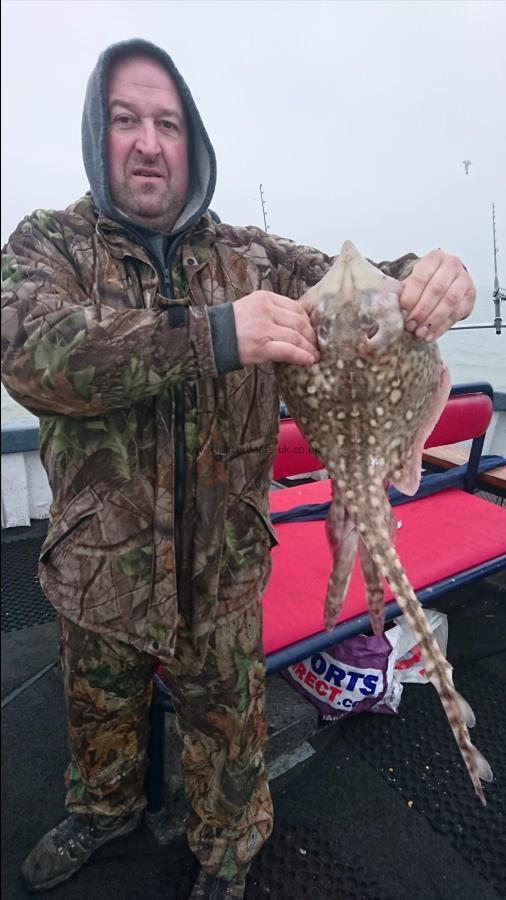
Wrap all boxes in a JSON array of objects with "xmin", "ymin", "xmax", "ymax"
[
  {"xmin": 425, "ymin": 393, "xmax": 493, "ymax": 448},
  {"xmin": 273, "ymin": 418, "xmax": 323, "ymax": 479},
  {"xmin": 262, "ymin": 480, "xmax": 506, "ymax": 655}
]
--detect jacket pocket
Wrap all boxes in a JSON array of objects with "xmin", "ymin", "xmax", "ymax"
[
  {"xmin": 241, "ymin": 494, "xmax": 278, "ymax": 549},
  {"xmin": 217, "ymin": 492, "xmax": 276, "ymax": 612},
  {"xmin": 40, "ymin": 486, "xmax": 103, "ymax": 563}
]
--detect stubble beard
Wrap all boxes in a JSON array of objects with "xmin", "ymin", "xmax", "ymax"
[{"xmin": 113, "ymin": 180, "xmax": 186, "ymax": 233}]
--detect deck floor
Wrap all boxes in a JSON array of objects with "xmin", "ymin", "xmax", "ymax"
[{"xmin": 2, "ymin": 528, "xmax": 505, "ymax": 900}]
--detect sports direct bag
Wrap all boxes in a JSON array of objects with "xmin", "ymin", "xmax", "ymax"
[
  {"xmin": 282, "ymin": 609, "xmax": 448, "ymax": 721},
  {"xmin": 282, "ymin": 631, "xmax": 403, "ymax": 722}
]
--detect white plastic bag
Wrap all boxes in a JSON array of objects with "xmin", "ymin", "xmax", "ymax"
[{"xmin": 387, "ymin": 609, "xmax": 449, "ymax": 685}]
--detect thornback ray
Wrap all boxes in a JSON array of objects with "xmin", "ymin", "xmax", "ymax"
[{"xmin": 276, "ymin": 240, "xmax": 493, "ymax": 805}]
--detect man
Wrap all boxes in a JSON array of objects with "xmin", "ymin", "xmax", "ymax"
[{"xmin": 1, "ymin": 39, "xmax": 475, "ymax": 899}]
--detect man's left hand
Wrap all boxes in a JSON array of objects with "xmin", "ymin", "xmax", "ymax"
[{"xmin": 399, "ymin": 250, "xmax": 476, "ymax": 342}]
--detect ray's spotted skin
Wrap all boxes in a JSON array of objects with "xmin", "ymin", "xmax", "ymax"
[{"xmin": 276, "ymin": 241, "xmax": 493, "ymax": 805}]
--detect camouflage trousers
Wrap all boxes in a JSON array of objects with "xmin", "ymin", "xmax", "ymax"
[{"xmin": 58, "ymin": 575, "xmax": 273, "ymax": 881}]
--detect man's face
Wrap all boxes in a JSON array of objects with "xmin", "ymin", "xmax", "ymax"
[{"xmin": 107, "ymin": 54, "xmax": 189, "ymax": 232}]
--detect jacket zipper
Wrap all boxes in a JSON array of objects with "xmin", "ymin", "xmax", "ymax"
[
  {"xmin": 103, "ymin": 221, "xmax": 187, "ymax": 590},
  {"xmin": 160, "ymin": 256, "xmax": 186, "ymax": 590}
]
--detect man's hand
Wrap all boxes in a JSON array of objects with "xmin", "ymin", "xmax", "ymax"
[
  {"xmin": 233, "ymin": 291, "xmax": 319, "ymax": 367},
  {"xmin": 399, "ymin": 250, "xmax": 476, "ymax": 342}
]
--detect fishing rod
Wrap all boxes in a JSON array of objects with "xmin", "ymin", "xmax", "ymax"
[
  {"xmin": 451, "ymin": 203, "xmax": 505, "ymax": 334},
  {"xmin": 257, "ymin": 188, "xmax": 503, "ymax": 332}
]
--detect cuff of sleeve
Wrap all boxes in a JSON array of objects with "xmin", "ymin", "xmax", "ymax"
[{"xmin": 207, "ymin": 304, "xmax": 242, "ymax": 374}]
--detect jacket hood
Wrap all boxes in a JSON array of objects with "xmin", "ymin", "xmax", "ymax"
[{"xmin": 81, "ymin": 38, "xmax": 217, "ymax": 237}]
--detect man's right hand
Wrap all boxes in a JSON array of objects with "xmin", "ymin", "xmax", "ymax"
[{"xmin": 233, "ymin": 291, "xmax": 320, "ymax": 367}]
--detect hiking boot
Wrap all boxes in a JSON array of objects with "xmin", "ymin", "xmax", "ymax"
[
  {"xmin": 188, "ymin": 868, "xmax": 246, "ymax": 899},
  {"xmin": 20, "ymin": 811, "xmax": 142, "ymax": 893}
]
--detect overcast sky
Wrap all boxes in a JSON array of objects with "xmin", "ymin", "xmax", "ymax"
[{"xmin": 2, "ymin": 0, "xmax": 505, "ymax": 288}]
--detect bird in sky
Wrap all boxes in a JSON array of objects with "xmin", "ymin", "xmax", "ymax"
[{"xmin": 462, "ymin": 160, "xmax": 472, "ymax": 175}]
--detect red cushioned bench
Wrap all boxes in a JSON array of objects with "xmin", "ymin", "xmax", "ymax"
[{"xmin": 146, "ymin": 382, "xmax": 506, "ymax": 812}]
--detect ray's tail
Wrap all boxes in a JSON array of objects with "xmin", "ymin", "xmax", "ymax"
[
  {"xmin": 323, "ymin": 493, "xmax": 359, "ymax": 630},
  {"xmin": 344, "ymin": 487, "xmax": 493, "ymax": 805}
]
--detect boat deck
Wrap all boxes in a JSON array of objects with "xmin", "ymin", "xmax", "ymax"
[{"xmin": 2, "ymin": 525, "xmax": 505, "ymax": 900}]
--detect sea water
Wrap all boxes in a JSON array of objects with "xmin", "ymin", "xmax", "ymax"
[{"xmin": 1, "ymin": 287, "xmax": 505, "ymax": 425}]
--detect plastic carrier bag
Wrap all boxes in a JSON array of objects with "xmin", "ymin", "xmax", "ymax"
[
  {"xmin": 282, "ymin": 629, "xmax": 403, "ymax": 722},
  {"xmin": 282, "ymin": 609, "xmax": 448, "ymax": 722},
  {"xmin": 391, "ymin": 608, "xmax": 448, "ymax": 685}
]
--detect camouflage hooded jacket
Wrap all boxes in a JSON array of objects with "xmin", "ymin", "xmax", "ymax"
[{"xmin": 1, "ymin": 194, "xmax": 417, "ymax": 660}]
